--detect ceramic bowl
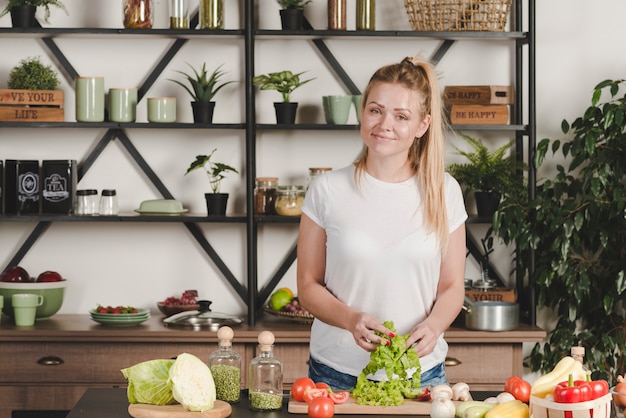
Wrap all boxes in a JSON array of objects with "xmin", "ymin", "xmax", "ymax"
[
  {"xmin": 157, "ymin": 302, "xmax": 200, "ymax": 317},
  {"xmin": 135, "ymin": 199, "xmax": 188, "ymax": 214},
  {"xmin": 0, "ymin": 280, "xmax": 67, "ymax": 320}
]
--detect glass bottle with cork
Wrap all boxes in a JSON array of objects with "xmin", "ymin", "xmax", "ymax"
[
  {"xmin": 571, "ymin": 346, "xmax": 591, "ymax": 377},
  {"xmin": 248, "ymin": 331, "xmax": 283, "ymax": 411},
  {"xmin": 208, "ymin": 326, "xmax": 241, "ymax": 403}
]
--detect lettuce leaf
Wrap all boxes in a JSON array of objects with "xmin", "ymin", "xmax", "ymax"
[
  {"xmin": 121, "ymin": 359, "xmax": 176, "ymax": 405},
  {"xmin": 351, "ymin": 320, "xmax": 423, "ymax": 406}
]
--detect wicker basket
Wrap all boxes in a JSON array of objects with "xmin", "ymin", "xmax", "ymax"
[
  {"xmin": 530, "ymin": 394, "xmax": 612, "ymax": 418},
  {"xmin": 404, "ymin": 0, "xmax": 512, "ymax": 32}
]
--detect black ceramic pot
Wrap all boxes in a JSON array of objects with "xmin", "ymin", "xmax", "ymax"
[
  {"xmin": 10, "ymin": 5, "xmax": 36, "ymax": 28},
  {"xmin": 279, "ymin": 8, "xmax": 304, "ymax": 30},
  {"xmin": 475, "ymin": 191, "xmax": 501, "ymax": 217},
  {"xmin": 273, "ymin": 102, "xmax": 298, "ymax": 124},
  {"xmin": 191, "ymin": 101, "xmax": 215, "ymax": 124},
  {"xmin": 205, "ymin": 193, "xmax": 228, "ymax": 216}
]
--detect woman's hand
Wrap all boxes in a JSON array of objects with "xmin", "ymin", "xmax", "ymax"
[
  {"xmin": 407, "ymin": 322, "xmax": 438, "ymax": 357},
  {"xmin": 350, "ymin": 311, "xmax": 394, "ymax": 352}
]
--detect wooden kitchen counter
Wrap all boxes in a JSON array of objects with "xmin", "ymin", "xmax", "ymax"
[{"xmin": 0, "ymin": 314, "xmax": 545, "ymax": 417}]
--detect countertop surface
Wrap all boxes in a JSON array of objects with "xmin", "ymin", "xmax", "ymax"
[{"xmin": 0, "ymin": 314, "xmax": 546, "ymax": 343}]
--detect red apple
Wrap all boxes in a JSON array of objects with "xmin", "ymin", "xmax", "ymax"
[
  {"xmin": 0, "ymin": 266, "xmax": 31, "ymax": 282},
  {"xmin": 36, "ymin": 271, "xmax": 63, "ymax": 282}
]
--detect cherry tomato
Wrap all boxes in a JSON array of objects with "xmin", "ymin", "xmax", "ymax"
[
  {"xmin": 505, "ymin": 376, "xmax": 531, "ymax": 403},
  {"xmin": 328, "ymin": 391, "xmax": 350, "ymax": 404},
  {"xmin": 291, "ymin": 377, "xmax": 316, "ymax": 402},
  {"xmin": 308, "ymin": 396, "xmax": 334, "ymax": 418},
  {"xmin": 304, "ymin": 388, "xmax": 329, "ymax": 403},
  {"xmin": 316, "ymin": 382, "xmax": 331, "ymax": 390}
]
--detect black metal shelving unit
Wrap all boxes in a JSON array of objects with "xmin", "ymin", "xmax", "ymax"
[{"xmin": 0, "ymin": 0, "xmax": 535, "ymax": 326}]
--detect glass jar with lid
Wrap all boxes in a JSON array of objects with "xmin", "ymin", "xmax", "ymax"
[
  {"xmin": 274, "ymin": 185, "xmax": 305, "ymax": 217},
  {"xmin": 248, "ymin": 331, "xmax": 282, "ymax": 411},
  {"xmin": 208, "ymin": 326, "xmax": 241, "ymax": 403},
  {"xmin": 306, "ymin": 167, "xmax": 332, "ymax": 191},
  {"xmin": 123, "ymin": 0, "xmax": 153, "ymax": 29},
  {"xmin": 254, "ymin": 177, "xmax": 278, "ymax": 215}
]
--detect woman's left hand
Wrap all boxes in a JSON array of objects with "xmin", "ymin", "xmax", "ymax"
[{"xmin": 407, "ymin": 323, "xmax": 437, "ymax": 356}]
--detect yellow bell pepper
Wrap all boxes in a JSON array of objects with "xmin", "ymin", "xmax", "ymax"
[
  {"xmin": 484, "ymin": 400, "xmax": 529, "ymax": 418},
  {"xmin": 530, "ymin": 356, "xmax": 588, "ymax": 398}
]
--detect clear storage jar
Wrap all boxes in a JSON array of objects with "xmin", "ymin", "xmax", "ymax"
[
  {"xmin": 254, "ymin": 177, "xmax": 278, "ymax": 215},
  {"xmin": 274, "ymin": 185, "xmax": 304, "ymax": 217},
  {"xmin": 248, "ymin": 331, "xmax": 282, "ymax": 411},
  {"xmin": 123, "ymin": 0, "xmax": 153, "ymax": 29},
  {"xmin": 306, "ymin": 167, "xmax": 331, "ymax": 191},
  {"xmin": 208, "ymin": 326, "xmax": 241, "ymax": 403}
]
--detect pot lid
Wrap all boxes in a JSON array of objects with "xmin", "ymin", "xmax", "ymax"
[{"xmin": 163, "ymin": 300, "xmax": 243, "ymax": 331}]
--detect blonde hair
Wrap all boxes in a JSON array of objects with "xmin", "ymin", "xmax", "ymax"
[{"xmin": 354, "ymin": 55, "xmax": 449, "ymax": 250}]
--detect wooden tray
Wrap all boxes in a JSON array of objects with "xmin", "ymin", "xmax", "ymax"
[
  {"xmin": 288, "ymin": 397, "xmax": 438, "ymax": 415},
  {"xmin": 263, "ymin": 306, "xmax": 314, "ymax": 324},
  {"xmin": 129, "ymin": 400, "xmax": 232, "ymax": 418}
]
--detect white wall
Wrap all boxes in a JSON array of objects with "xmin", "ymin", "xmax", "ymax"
[{"xmin": 0, "ymin": 0, "xmax": 622, "ymax": 372}]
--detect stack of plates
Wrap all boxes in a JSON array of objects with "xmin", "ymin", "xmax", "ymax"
[{"xmin": 89, "ymin": 308, "xmax": 151, "ymax": 326}]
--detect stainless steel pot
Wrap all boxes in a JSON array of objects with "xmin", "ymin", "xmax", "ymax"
[{"xmin": 462, "ymin": 297, "xmax": 519, "ymax": 331}]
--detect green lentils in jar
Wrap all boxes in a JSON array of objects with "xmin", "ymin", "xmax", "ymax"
[
  {"xmin": 249, "ymin": 391, "xmax": 282, "ymax": 411},
  {"xmin": 210, "ymin": 364, "xmax": 241, "ymax": 403}
]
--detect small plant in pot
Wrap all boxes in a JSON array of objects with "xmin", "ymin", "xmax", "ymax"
[
  {"xmin": 276, "ymin": 0, "xmax": 312, "ymax": 30},
  {"xmin": 169, "ymin": 63, "xmax": 233, "ymax": 124},
  {"xmin": 252, "ymin": 70, "xmax": 314, "ymax": 124},
  {"xmin": 447, "ymin": 133, "xmax": 526, "ymax": 217},
  {"xmin": 8, "ymin": 56, "xmax": 61, "ymax": 90},
  {"xmin": 0, "ymin": 0, "xmax": 68, "ymax": 27},
  {"xmin": 185, "ymin": 148, "xmax": 238, "ymax": 216}
]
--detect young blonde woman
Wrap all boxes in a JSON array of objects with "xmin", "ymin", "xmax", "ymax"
[{"xmin": 297, "ymin": 56, "xmax": 467, "ymax": 390}]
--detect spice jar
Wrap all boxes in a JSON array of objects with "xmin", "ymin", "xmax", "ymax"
[
  {"xmin": 254, "ymin": 177, "xmax": 278, "ymax": 215},
  {"xmin": 99, "ymin": 189, "xmax": 118, "ymax": 215},
  {"xmin": 75, "ymin": 189, "xmax": 98, "ymax": 215},
  {"xmin": 306, "ymin": 167, "xmax": 331, "ymax": 191},
  {"xmin": 199, "ymin": 0, "xmax": 224, "ymax": 29},
  {"xmin": 123, "ymin": 0, "xmax": 153, "ymax": 29},
  {"xmin": 356, "ymin": 0, "xmax": 375, "ymax": 31},
  {"xmin": 274, "ymin": 185, "xmax": 305, "ymax": 217},
  {"xmin": 208, "ymin": 326, "xmax": 241, "ymax": 403},
  {"xmin": 169, "ymin": 0, "xmax": 189, "ymax": 29},
  {"xmin": 248, "ymin": 331, "xmax": 282, "ymax": 411}
]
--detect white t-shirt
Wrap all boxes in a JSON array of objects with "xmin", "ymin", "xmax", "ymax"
[{"xmin": 301, "ymin": 164, "xmax": 467, "ymax": 377}]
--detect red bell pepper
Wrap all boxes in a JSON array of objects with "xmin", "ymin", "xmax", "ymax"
[
  {"xmin": 585, "ymin": 378, "xmax": 609, "ymax": 399},
  {"xmin": 554, "ymin": 374, "xmax": 593, "ymax": 403}
]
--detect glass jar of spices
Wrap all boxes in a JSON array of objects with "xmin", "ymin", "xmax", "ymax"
[
  {"xmin": 123, "ymin": 0, "xmax": 153, "ymax": 29},
  {"xmin": 254, "ymin": 177, "xmax": 278, "ymax": 215},
  {"xmin": 248, "ymin": 331, "xmax": 282, "ymax": 411},
  {"xmin": 274, "ymin": 185, "xmax": 305, "ymax": 217},
  {"xmin": 306, "ymin": 167, "xmax": 331, "ymax": 191},
  {"xmin": 169, "ymin": 0, "xmax": 189, "ymax": 29},
  {"xmin": 208, "ymin": 326, "xmax": 241, "ymax": 403}
]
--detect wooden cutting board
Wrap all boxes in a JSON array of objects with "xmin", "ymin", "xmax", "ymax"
[
  {"xmin": 288, "ymin": 397, "xmax": 438, "ymax": 415},
  {"xmin": 128, "ymin": 400, "xmax": 232, "ymax": 418}
]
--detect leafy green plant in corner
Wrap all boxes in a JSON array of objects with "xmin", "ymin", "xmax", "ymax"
[
  {"xmin": 8, "ymin": 56, "xmax": 61, "ymax": 90},
  {"xmin": 0, "ymin": 0, "xmax": 68, "ymax": 23},
  {"xmin": 185, "ymin": 149, "xmax": 239, "ymax": 194},
  {"xmin": 252, "ymin": 70, "xmax": 314, "ymax": 103},
  {"xmin": 169, "ymin": 63, "xmax": 234, "ymax": 103},
  {"xmin": 276, "ymin": 0, "xmax": 312, "ymax": 10},
  {"xmin": 493, "ymin": 79, "xmax": 626, "ymax": 385}
]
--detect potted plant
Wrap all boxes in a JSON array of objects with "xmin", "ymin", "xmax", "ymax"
[
  {"xmin": 252, "ymin": 70, "xmax": 314, "ymax": 124},
  {"xmin": 276, "ymin": 0, "xmax": 312, "ymax": 30},
  {"xmin": 185, "ymin": 148, "xmax": 239, "ymax": 216},
  {"xmin": 447, "ymin": 133, "xmax": 526, "ymax": 217},
  {"xmin": 493, "ymin": 79, "xmax": 626, "ymax": 384},
  {"xmin": 0, "ymin": 0, "xmax": 68, "ymax": 27},
  {"xmin": 169, "ymin": 63, "xmax": 234, "ymax": 124}
]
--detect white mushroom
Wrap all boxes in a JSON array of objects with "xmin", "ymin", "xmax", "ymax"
[
  {"xmin": 430, "ymin": 384, "xmax": 453, "ymax": 400},
  {"xmin": 452, "ymin": 382, "xmax": 472, "ymax": 401}
]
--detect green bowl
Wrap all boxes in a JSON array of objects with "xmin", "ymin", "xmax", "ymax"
[{"xmin": 0, "ymin": 280, "xmax": 67, "ymax": 320}]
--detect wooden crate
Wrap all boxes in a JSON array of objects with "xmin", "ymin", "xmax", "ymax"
[
  {"xmin": 0, "ymin": 89, "xmax": 64, "ymax": 122},
  {"xmin": 530, "ymin": 394, "xmax": 612, "ymax": 418},
  {"xmin": 465, "ymin": 287, "xmax": 517, "ymax": 303},
  {"xmin": 444, "ymin": 85, "xmax": 515, "ymax": 105},
  {"xmin": 448, "ymin": 104, "xmax": 509, "ymax": 125}
]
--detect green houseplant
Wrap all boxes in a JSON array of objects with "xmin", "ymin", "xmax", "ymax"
[
  {"xmin": 447, "ymin": 133, "xmax": 526, "ymax": 217},
  {"xmin": 185, "ymin": 148, "xmax": 239, "ymax": 215},
  {"xmin": 493, "ymin": 79, "xmax": 626, "ymax": 384},
  {"xmin": 8, "ymin": 56, "xmax": 60, "ymax": 90},
  {"xmin": 252, "ymin": 70, "xmax": 314, "ymax": 124},
  {"xmin": 276, "ymin": 0, "xmax": 312, "ymax": 30},
  {"xmin": 0, "ymin": 0, "xmax": 68, "ymax": 27},
  {"xmin": 169, "ymin": 63, "xmax": 233, "ymax": 124}
]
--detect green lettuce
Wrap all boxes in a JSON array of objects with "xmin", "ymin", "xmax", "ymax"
[
  {"xmin": 121, "ymin": 359, "xmax": 176, "ymax": 405},
  {"xmin": 351, "ymin": 320, "xmax": 423, "ymax": 406}
]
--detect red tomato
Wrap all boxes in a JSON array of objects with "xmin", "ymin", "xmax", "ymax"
[
  {"xmin": 506, "ymin": 376, "xmax": 531, "ymax": 403},
  {"xmin": 291, "ymin": 377, "xmax": 316, "ymax": 402},
  {"xmin": 304, "ymin": 388, "xmax": 329, "ymax": 403},
  {"xmin": 316, "ymin": 382, "xmax": 331, "ymax": 390},
  {"xmin": 308, "ymin": 396, "xmax": 334, "ymax": 418},
  {"xmin": 328, "ymin": 391, "xmax": 350, "ymax": 404}
]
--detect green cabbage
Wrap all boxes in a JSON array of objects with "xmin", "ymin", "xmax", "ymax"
[
  {"xmin": 121, "ymin": 359, "xmax": 176, "ymax": 405},
  {"xmin": 169, "ymin": 352, "xmax": 216, "ymax": 412}
]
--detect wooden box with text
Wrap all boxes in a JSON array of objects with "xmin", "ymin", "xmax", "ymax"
[
  {"xmin": 448, "ymin": 104, "xmax": 510, "ymax": 125},
  {"xmin": 465, "ymin": 287, "xmax": 517, "ymax": 303},
  {"xmin": 0, "ymin": 89, "xmax": 64, "ymax": 122},
  {"xmin": 444, "ymin": 85, "xmax": 515, "ymax": 105}
]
